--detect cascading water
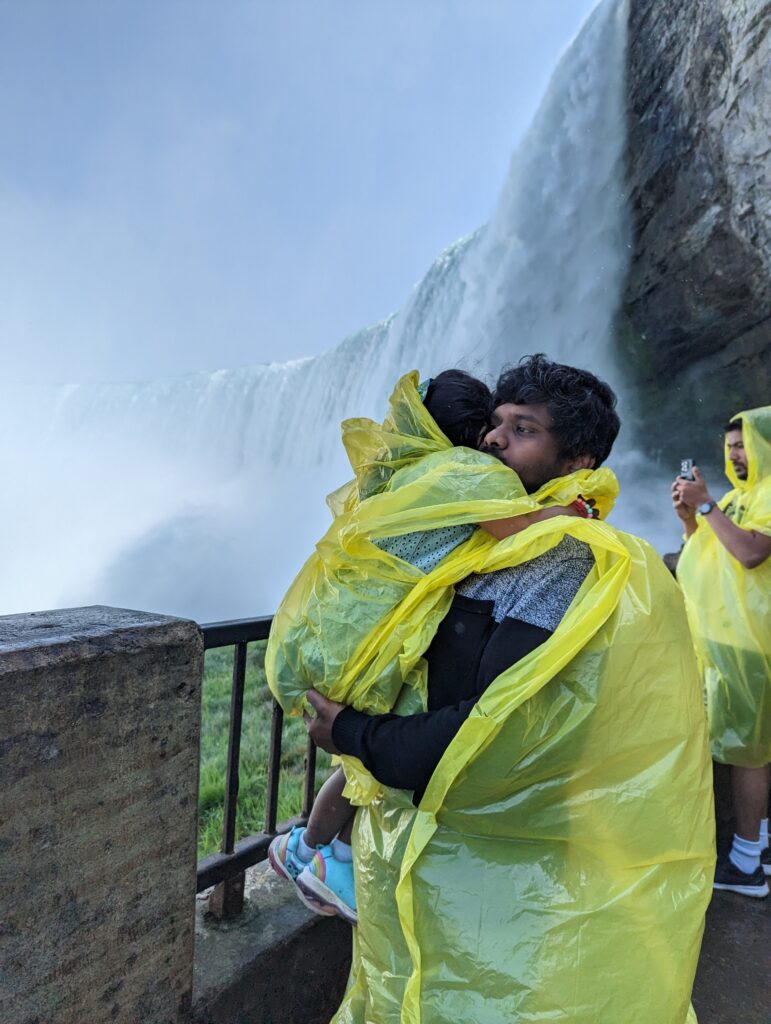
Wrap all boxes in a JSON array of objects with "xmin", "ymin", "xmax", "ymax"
[{"xmin": 1, "ymin": 0, "xmax": 678, "ymax": 622}]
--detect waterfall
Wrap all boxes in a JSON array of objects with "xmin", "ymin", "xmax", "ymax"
[{"xmin": 2, "ymin": 0, "xmax": 674, "ymax": 622}]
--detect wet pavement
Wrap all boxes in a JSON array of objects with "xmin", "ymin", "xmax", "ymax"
[
  {"xmin": 692, "ymin": 888, "xmax": 770, "ymax": 1024},
  {"xmin": 692, "ymin": 765, "xmax": 771, "ymax": 1024}
]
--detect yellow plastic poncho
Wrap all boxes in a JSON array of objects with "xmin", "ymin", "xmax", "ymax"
[
  {"xmin": 333, "ymin": 514, "xmax": 714, "ymax": 1024},
  {"xmin": 266, "ymin": 370, "xmax": 617, "ymax": 726},
  {"xmin": 268, "ymin": 371, "xmax": 714, "ymax": 1022},
  {"xmin": 677, "ymin": 405, "xmax": 771, "ymax": 767}
]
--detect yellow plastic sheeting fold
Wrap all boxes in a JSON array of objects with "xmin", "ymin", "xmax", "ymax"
[
  {"xmin": 332, "ymin": 518, "xmax": 714, "ymax": 1024},
  {"xmin": 677, "ymin": 405, "xmax": 771, "ymax": 767}
]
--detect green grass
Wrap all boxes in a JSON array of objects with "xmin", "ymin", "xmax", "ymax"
[{"xmin": 198, "ymin": 641, "xmax": 332, "ymax": 859}]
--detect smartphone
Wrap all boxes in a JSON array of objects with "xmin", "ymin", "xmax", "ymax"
[{"xmin": 679, "ymin": 458, "xmax": 695, "ymax": 481}]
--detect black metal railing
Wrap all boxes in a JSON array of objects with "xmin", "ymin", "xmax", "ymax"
[{"xmin": 196, "ymin": 616, "xmax": 318, "ymax": 917}]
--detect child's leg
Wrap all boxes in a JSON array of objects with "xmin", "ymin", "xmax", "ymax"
[
  {"xmin": 337, "ymin": 815, "xmax": 354, "ymax": 845},
  {"xmin": 304, "ymin": 767, "xmax": 354, "ymax": 848},
  {"xmin": 267, "ymin": 766, "xmax": 353, "ymax": 888},
  {"xmin": 293, "ymin": 767, "xmax": 358, "ymax": 924},
  {"xmin": 296, "ymin": 768, "xmax": 357, "ymax": 924}
]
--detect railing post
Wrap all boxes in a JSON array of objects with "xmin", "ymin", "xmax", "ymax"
[
  {"xmin": 265, "ymin": 701, "xmax": 284, "ymax": 834},
  {"xmin": 209, "ymin": 641, "xmax": 248, "ymax": 919},
  {"xmin": 302, "ymin": 735, "xmax": 317, "ymax": 818},
  {"xmin": 196, "ymin": 617, "xmax": 317, "ymax": 903},
  {"xmin": 208, "ymin": 871, "xmax": 246, "ymax": 919}
]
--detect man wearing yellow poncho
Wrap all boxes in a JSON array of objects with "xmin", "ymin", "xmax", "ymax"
[
  {"xmin": 284, "ymin": 355, "xmax": 714, "ymax": 1023},
  {"xmin": 674, "ymin": 407, "xmax": 771, "ymax": 899}
]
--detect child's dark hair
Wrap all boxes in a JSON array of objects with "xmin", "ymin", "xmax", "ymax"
[{"xmin": 424, "ymin": 369, "xmax": 492, "ymax": 449}]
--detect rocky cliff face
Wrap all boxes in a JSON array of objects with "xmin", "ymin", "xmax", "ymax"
[{"xmin": 623, "ymin": 0, "xmax": 770, "ymax": 458}]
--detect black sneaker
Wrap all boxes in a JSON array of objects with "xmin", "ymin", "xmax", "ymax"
[
  {"xmin": 713, "ymin": 855, "xmax": 769, "ymax": 898},
  {"xmin": 761, "ymin": 847, "xmax": 771, "ymax": 878}
]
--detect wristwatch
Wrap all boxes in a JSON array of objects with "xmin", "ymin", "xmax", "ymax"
[{"xmin": 698, "ymin": 500, "xmax": 717, "ymax": 516}]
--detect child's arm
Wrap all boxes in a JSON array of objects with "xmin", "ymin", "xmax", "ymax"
[{"xmin": 479, "ymin": 503, "xmax": 585, "ymax": 540}]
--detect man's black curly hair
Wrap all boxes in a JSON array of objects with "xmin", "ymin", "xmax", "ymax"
[
  {"xmin": 424, "ymin": 369, "xmax": 492, "ymax": 449},
  {"xmin": 492, "ymin": 353, "xmax": 620, "ymax": 466}
]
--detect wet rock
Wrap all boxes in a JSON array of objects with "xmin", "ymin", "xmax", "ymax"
[{"xmin": 623, "ymin": 0, "xmax": 771, "ymax": 455}]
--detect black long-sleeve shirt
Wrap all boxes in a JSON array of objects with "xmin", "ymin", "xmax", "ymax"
[{"xmin": 332, "ymin": 594, "xmax": 551, "ymax": 799}]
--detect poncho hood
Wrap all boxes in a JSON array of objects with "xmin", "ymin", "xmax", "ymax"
[{"xmin": 725, "ymin": 404, "xmax": 771, "ymax": 492}]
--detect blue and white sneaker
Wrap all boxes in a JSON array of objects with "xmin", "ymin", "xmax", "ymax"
[
  {"xmin": 296, "ymin": 844, "xmax": 357, "ymax": 926},
  {"xmin": 267, "ymin": 826, "xmax": 310, "ymax": 882},
  {"xmin": 268, "ymin": 827, "xmax": 336, "ymax": 917}
]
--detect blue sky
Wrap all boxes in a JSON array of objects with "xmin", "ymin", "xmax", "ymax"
[{"xmin": 0, "ymin": 1, "xmax": 598, "ymax": 383}]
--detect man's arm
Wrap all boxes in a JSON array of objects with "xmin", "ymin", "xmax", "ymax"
[
  {"xmin": 333, "ymin": 698, "xmax": 479, "ymax": 792},
  {"xmin": 700, "ymin": 506, "xmax": 771, "ymax": 568},
  {"xmin": 303, "ymin": 690, "xmax": 476, "ymax": 791},
  {"xmin": 304, "ymin": 618, "xmax": 551, "ymax": 793},
  {"xmin": 677, "ymin": 469, "xmax": 771, "ymax": 568}
]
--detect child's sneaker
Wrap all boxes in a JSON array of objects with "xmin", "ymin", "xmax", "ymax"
[
  {"xmin": 267, "ymin": 826, "xmax": 310, "ymax": 882},
  {"xmin": 296, "ymin": 844, "xmax": 357, "ymax": 926},
  {"xmin": 761, "ymin": 847, "xmax": 771, "ymax": 878},
  {"xmin": 268, "ymin": 827, "xmax": 336, "ymax": 917}
]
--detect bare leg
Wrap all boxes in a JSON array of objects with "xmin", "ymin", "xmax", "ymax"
[
  {"xmin": 304, "ymin": 767, "xmax": 355, "ymax": 847},
  {"xmin": 732, "ymin": 763, "xmax": 771, "ymax": 841},
  {"xmin": 337, "ymin": 815, "xmax": 354, "ymax": 845}
]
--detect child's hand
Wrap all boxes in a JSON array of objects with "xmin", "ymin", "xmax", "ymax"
[
  {"xmin": 479, "ymin": 501, "xmax": 591, "ymax": 539},
  {"xmin": 552, "ymin": 499, "xmax": 593, "ymax": 520}
]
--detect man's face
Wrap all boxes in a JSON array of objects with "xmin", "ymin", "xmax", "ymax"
[
  {"xmin": 726, "ymin": 428, "xmax": 748, "ymax": 480},
  {"xmin": 481, "ymin": 402, "xmax": 590, "ymax": 492}
]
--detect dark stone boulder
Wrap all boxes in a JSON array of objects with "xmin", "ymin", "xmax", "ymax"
[{"xmin": 623, "ymin": 0, "xmax": 770, "ymax": 457}]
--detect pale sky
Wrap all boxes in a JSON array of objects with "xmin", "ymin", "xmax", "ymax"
[{"xmin": 0, "ymin": 0, "xmax": 598, "ymax": 384}]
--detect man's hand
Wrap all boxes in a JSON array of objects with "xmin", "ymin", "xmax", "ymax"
[
  {"xmin": 302, "ymin": 689, "xmax": 345, "ymax": 755},
  {"xmin": 671, "ymin": 478, "xmax": 697, "ymax": 525},
  {"xmin": 675, "ymin": 467, "xmax": 713, "ymax": 509},
  {"xmin": 672, "ymin": 469, "xmax": 771, "ymax": 569}
]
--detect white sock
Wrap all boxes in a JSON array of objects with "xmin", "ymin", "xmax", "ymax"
[
  {"xmin": 297, "ymin": 830, "xmax": 316, "ymax": 863},
  {"xmin": 729, "ymin": 833, "xmax": 762, "ymax": 875},
  {"xmin": 331, "ymin": 837, "xmax": 353, "ymax": 862},
  {"xmin": 760, "ymin": 818, "xmax": 769, "ymax": 851}
]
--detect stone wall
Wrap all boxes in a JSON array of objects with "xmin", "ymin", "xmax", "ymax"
[
  {"xmin": 193, "ymin": 864, "xmax": 351, "ymax": 1024},
  {"xmin": 0, "ymin": 607, "xmax": 203, "ymax": 1024},
  {"xmin": 623, "ymin": 0, "xmax": 770, "ymax": 454}
]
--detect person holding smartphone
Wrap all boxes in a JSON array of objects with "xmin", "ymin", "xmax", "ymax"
[{"xmin": 673, "ymin": 408, "xmax": 771, "ymax": 898}]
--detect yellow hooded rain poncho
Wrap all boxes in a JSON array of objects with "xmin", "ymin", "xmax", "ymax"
[
  {"xmin": 267, "ymin": 371, "xmax": 715, "ymax": 1023},
  {"xmin": 677, "ymin": 405, "xmax": 771, "ymax": 767}
]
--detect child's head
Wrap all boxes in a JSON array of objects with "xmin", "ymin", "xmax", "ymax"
[{"xmin": 423, "ymin": 370, "xmax": 491, "ymax": 449}]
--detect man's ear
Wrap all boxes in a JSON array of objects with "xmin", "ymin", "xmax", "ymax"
[{"xmin": 566, "ymin": 454, "xmax": 595, "ymax": 472}]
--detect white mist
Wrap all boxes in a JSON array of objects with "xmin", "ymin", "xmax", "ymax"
[{"xmin": 0, "ymin": 0, "xmax": 680, "ymax": 622}]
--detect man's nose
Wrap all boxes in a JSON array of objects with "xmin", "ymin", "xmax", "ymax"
[{"xmin": 483, "ymin": 425, "xmax": 506, "ymax": 448}]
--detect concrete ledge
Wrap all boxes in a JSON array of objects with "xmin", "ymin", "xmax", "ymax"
[
  {"xmin": 193, "ymin": 864, "xmax": 352, "ymax": 1024},
  {"xmin": 1, "ymin": 606, "xmax": 203, "ymax": 1024}
]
